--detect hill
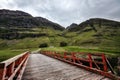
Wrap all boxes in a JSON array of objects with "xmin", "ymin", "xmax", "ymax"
[
  {"xmin": 65, "ymin": 18, "xmax": 120, "ymax": 52},
  {"xmin": 66, "ymin": 23, "xmax": 78, "ymax": 30},
  {"xmin": 0, "ymin": 9, "xmax": 64, "ymax": 30},
  {"xmin": 0, "ymin": 9, "xmax": 65, "ymax": 40},
  {"xmin": 0, "ymin": 9, "xmax": 120, "ymax": 55},
  {"xmin": 67, "ymin": 18, "xmax": 120, "ymax": 32}
]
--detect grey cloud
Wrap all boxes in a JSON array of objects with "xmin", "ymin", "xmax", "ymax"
[{"xmin": 0, "ymin": 0, "xmax": 120, "ymax": 27}]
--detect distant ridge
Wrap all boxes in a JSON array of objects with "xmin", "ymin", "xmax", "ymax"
[
  {"xmin": 67, "ymin": 18, "xmax": 120, "ymax": 31},
  {"xmin": 0, "ymin": 9, "xmax": 65, "ymax": 30}
]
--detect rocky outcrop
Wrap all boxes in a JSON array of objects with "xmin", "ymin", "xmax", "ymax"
[
  {"xmin": 0, "ymin": 9, "xmax": 64, "ymax": 30},
  {"xmin": 66, "ymin": 23, "xmax": 78, "ymax": 31},
  {"xmin": 67, "ymin": 18, "xmax": 120, "ymax": 32},
  {"xmin": 35, "ymin": 17, "xmax": 64, "ymax": 30},
  {"xmin": 0, "ymin": 9, "xmax": 32, "ymax": 18}
]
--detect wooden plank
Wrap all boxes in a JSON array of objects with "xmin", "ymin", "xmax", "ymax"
[{"xmin": 22, "ymin": 53, "xmax": 111, "ymax": 80}]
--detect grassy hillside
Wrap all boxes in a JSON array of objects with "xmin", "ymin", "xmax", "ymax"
[
  {"xmin": 65, "ymin": 19, "xmax": 120, "ymax": 52},
  {"xmin": 0, "ymin": 23, "xmax": 120, "ymax": 51},
  {"xmin": 0, "ymin": 27, "xmax": 67, "ymax": 61},
  {"xmin": 40, "ymin": 46, "xmax": 119, "ymax": 57},
  {"xmin": 0, "ymin": 27, "xmax": 66, "ymax": 49},
  {"xmin": 0, "ymin": 18, "xmax": 120, "ymax": 62}
]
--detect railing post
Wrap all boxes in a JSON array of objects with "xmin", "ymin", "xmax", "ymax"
[
  {"xmin": 88, "ymin": 54, "xmax": 92, "ymax": 68},
  {"xmin": 0, "ymin": 63, "xmax": 6, "ymax": 80},
  {"xmin": 72, "ymin": 52, "xmax": 76, "ymax": 63},
  {"xmin": 7, "ymin": 62, "xmax": 15, "ymax": 77},
  {"xmin": 102, "ymin": 54, "xmax": 107, "ymax": 72},
  {"xmin": 54, "ymin": 52, "xmax": 56, "ymax": 58},
  {"xmin": 58, "ymin": 53, "xmax": 60, "ymax": 58},
  {"xmin": 64, "ymin": 52, "xmax": 67, "ymax": 60}
]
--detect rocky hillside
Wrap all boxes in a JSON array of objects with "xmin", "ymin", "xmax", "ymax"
[
  {"xmin": 65, "ymin": 18, "xmax": 120, "ymax": 51},
  {"xmin": 66, "ymin": 23, "xmax": 78, "ymax": 30},
  {"xmin": 0, "ymin": 9, "xmax": 64, "ymax": 30},
  {"xmin": 0, "ymin": 9, "xmax": 120, "ymax": 52},
  {"xmin": 67, "ymin": 18, "xmax": 120, "ymax": 32}
]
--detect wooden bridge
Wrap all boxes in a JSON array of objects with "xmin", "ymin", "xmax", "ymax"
[{"xmin": 0, "ymin": 51, "xmax": 120, "ymax": 80}]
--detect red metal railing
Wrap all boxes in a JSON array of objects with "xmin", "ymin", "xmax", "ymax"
[
  {"xmin": 0, "ymin": 51, "xmax": 29, "ymax": 80},
  {"xmin": 40, "ymin": 51, "xmax": 120, "ymax": 80}
]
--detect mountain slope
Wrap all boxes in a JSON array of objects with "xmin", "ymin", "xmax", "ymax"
[
  {"xmin": 0, "ymin": 9, "xmax": 120, "ymax": 53},
  {"xmin": 67, "ymin": 18, "xmax": 120, "ymax": 32},
  {"xmin": 65, "ymin": 18, "xmax": 120, "ymax": 51},
  {"xmin": 0, "ymin": 9, "xmax": 64, "ymax": 30},
  {"xmin": 66, "ymin": 23, "xmax": 78, "ymax": 31},
  {"xmin": 0, "ymin": 9, "xmax": 65, "ymax": 40}
]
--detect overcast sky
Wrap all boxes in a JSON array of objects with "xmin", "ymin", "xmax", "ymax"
[{"xmin": 0, "ymin": 0, "xmax": 120, "ymax": 27}]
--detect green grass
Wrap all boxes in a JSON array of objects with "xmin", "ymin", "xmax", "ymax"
[
  {"xmin": 0, "ymin": 48, "xmax": 38, "ymax": 62},
  {"xmin": 0, "ymin": 26, "xmax": 120, "ymax": 62},
  {"xmin": 40, "ymin": 46, "xmax": 120, "ymax": 57},
  {"xmin": 41, "ymin": 47, "xmax": 65, "ymax": 52}
]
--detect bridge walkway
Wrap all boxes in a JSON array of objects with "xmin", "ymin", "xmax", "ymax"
[{"xmin": 22, "ymin": 53, "xmax": 110, "ymax": 80}]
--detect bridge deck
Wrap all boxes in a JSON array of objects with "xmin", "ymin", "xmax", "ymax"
[{"xmin": 22, "ymin": 53, "xmax": 111, "ymax": 80}]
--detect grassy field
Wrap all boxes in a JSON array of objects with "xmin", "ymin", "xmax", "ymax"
[
  {"xmin": 1, "ymin": 45, "xmax": 119, "ymax": 62},
  {"xmin": 40, "ymin": 46, "xmax": 120, "ymax": 57},
  {"xmin": 0, "ymin": 48, "xmax": 38, "ymax": 62}
]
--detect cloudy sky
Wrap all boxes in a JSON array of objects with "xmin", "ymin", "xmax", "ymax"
[{"xmin": 0, "ymin": 0, "xmax": 120, "ymax": 27}]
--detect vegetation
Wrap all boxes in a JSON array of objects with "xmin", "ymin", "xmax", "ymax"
[
  {"xmin": 0, "ymin": 48, "xmax": 37, "ymax": 62},
  {"xmin": 0, "ymin": 10, "xmax": 119, "ymax": 76},
  {"xmin": 60, "ymin": 41, "xmax": 67, "ymax": 47},
  {"xmin": 40, "ymin": 46, "xmax": 120, "ymax": 57},
  {"xmin": 39, "ymin": 43, "xmax": 48, "ymax": 48},
  {"xmin": 0, "ymin": 17, "xmax": 120, "ymax": 62}
]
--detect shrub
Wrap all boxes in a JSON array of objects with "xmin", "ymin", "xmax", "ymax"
[
  {"xmin": 60, "ymin": 42, "xmax": 67, "ymax": 47},
  {"xmin": 39, "ymin": 43, "xmax": 48, "ymax": 48}
]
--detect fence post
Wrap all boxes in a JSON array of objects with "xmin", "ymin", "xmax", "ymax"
[
  {"xmin": 54, "ymin": 52, "xmax": 56, "ymax": 58},
  {"xmin": 7, "ymin": 62, "xmax": 15, "ymax": 77},
  {"xmin": 0, "ymin": 63, "xmax": 6, "ymax": 80},
  {"xmin": 88, "ymin": 54, "xmax": 92, "ymax": 68},
  {"xmin": 64, "ymin": 52, "xmax": 67, "ymax": 60},
  {"xmin": 102, "ymin": 54, "xmax": 107, "ymax": 72},
  {"xmin": 72, "ymin": 52, "xmax": 76, "ymax": 63}
]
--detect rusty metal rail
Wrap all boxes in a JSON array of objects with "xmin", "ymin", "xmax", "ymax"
[
  {"xmin": 0, "ymin": 51, "xmax": 30, "ymax": 80},
  {"xmin": 40, "ymin": 51, "xmax": 120, "ymax": 80}
]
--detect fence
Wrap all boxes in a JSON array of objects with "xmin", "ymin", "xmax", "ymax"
[
  {"xmin": 40, "ymin": 51, "xmax": 120, "ymax": 80},
  {"xmin": 0, "ymin": 51, "xmax": 29, "ymax": 80}
]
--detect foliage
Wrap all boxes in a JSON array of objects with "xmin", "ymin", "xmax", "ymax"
[
  {"xmin": 39, "ymin": 43, "xmax": 48, "ymax": 48},
  {"xmin": 60, "ymin": 41, "xmax": 67, "ymax": 47},
  {"xmin": 0, "ymin": 18, "xmax": 120, "ymax": 61}
]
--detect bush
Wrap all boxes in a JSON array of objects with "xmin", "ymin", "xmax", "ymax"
[
  {"xmin": 39, "ymin": 43, "xmax": 48, "ymax": 48},
  {"xmin": 60, "ymin": 42, "xmax": 67, "ymax": 47}
]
